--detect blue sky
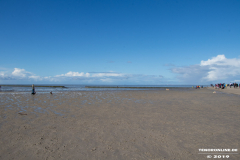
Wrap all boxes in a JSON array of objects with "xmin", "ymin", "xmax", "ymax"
[{"xmin": 0, "ymin": 0, "xmax": 240, "ymax": 84}]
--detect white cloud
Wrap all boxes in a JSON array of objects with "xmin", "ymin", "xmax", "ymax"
[
  {"xmin": 200, "ymin": 55, "xmax": 226, "ymax": 66},
  {"xmin": 29, "ymin": 75, "xmax": 42, "ymax": 80},
  {"xmin": 0, "ymin": 68, "xmax": 42, "ymax": 81},
  {"xmin": 200, "ymin": 55, "xmax": 240, "ymax": 67},
  {"xmin": 54, "ymin": 71, "xmax": 129, "ymax": 82},
  {"xmin": 99, "ymin": 78, "xmax": 113, "ymax": 82},
  {"xmin": 201, "ymin": 55, "xmax": 240, "ymax": 81},
  {"xmin": 91, "ymin": 72, "xmax": 123, "ymax": 77},
  {"xmin": 0, "ymin": 71, "xmax": 5, "ymax": 76},
  {"xmin": 171, "ymin": 55, "xmax": 240, "ymax": 83},
  {"xmin": 54, "ymin": 71, "xmax": 128, "ymax": 82},
  {"xmin": 12, "ymin": 68, "xmax": 31, "ymax": 78},
  {"xmin": 0, "ymin": 71, "xmax": 14, "ymax": 80},
  {"xmin": 56, "ymin": 71, "xmax": 90, "ymax": 77},
  {"xmin": 0, "ymin": 68, "xmax": 166, "ymax": 84},
  {"xmin": 2, "ymin": 55, "xmax": 240, "ymax": 85}
]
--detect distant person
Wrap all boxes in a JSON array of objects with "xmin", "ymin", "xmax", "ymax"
[
  {"xmin": 32, "ymin": 84, "xmax": 36, "ymax": 95},
  {"xmin": 50, "ymin": 91, "xmax": 53, "ymax": 94}
]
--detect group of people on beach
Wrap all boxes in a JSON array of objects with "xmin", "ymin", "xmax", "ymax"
[
  {"xmin": 215, "ymin": 83, "xmax": 226, "ymax": 89},
  {"xmin": 229, "ymin": 83, "xmax": 239, "ymax": 88},
  {"xmin": 210, "ymin": 83, "xmax": 240, "ymax": 89},
  {"xmin": 196, "ymin": 86, "xmax": 203, "ymax": 89}
]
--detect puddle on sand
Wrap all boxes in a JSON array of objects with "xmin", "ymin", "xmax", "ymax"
[
  {"xmin": 48, "ymin": 109, "xmax": 64, "ymax": 116},
  {"xmin": 34, "ymin": 106, "xmax": 48, "ymax": 114}
]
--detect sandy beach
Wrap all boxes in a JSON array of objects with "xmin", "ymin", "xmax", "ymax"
[
  {"xmin": 208, "ymin": 86, "xmax": 240, "ymax": 95},
  {"xmin": 0, "ymin": 89, "xmax": 239, "ymax": 159}
]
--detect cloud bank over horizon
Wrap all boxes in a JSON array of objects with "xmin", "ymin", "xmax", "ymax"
[
  {"xmin": 1, "ymin": 55, "xmax": 240, "ymax": 84},
  {"xmin": 171, "ymin": 55, "xmax": 240, "ymax": 83},
  {"xmin": 0, "ymin": 68, "xmax": 165, "ymax": 84}
]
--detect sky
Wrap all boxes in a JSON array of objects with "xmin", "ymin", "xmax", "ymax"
[{"xmin": 0, "ymin": 0, "xmax": 240, "ymax": 85}]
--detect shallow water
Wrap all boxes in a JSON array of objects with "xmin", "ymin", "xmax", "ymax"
[
  {"xmin": 0, "ymin": 84, "xmax": 210, "ymax": 93},
  {"xmin": 1, "ymin": 88, "xmax": 238, "ymax": 120}
]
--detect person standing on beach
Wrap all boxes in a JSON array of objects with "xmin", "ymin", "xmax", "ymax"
[{"xmin": 32, "ymin": 84, "xmax": 36, "ymax": 94}]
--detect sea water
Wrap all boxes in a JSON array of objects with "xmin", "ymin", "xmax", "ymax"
[{"xmin": 0, "ymin": 84, "xmax": 210, "ymax": 93}]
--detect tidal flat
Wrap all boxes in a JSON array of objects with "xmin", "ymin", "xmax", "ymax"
[{"xmin": 0, "ymin": 89, "xmax": 239, "ymax": 159}]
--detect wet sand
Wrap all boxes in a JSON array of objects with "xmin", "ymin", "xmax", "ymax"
[{"xmin": 0, "ymin": 89, "xmax": 239, "ymax": 159}]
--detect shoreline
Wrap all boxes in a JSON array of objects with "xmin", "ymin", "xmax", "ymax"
[
  {"xmin": 0, "ymin": 87, "xmax": 198, "ymax": 93},
  {"xmin": 85, "ymin": 86, "xmax": 195, "ymax": 89},
  {"xmin": 0, "ymin": 85, "xmax": 66, "ymax": 88}
]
